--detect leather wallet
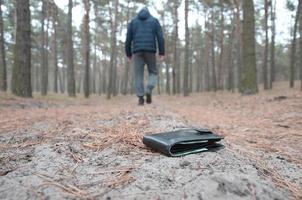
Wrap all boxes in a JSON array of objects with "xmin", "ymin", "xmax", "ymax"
[{"xmin": 143, "ymin": 128, "xmax": 223, "ymax": 157}]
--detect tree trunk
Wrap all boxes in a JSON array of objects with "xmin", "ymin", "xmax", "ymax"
[
  {"xmin": 92, "ymin": 35, "xmax": 97, "ymax": 94},
  {"xmin": 122, "ymin": 0, "xmax": 131, "ymax": 95},
  {"xmin": 211, "ymin": 9, "xmax": 217, "ymax": 92},
  {"xmin": 234, "ymin": 0, "xmax": 242, "ymax": 90},
  {"xmin": 269, "ymin": 0, "xmax": 276, "ymax": 89},
  {"xmin": 172, "ymin": 1, "xmax": 179, "ymax": 94},
  {"xmin": 52, "ymin": 6, "xmax": 58, "ymax": 93},
  {"xmin": 102, "ymin": 54, "xmax": 107, "ymax": 94},
  {"xmin": 67, "ymin": 0, "xmax": 76, "ymax": 96},
  {"xmin": 59, "ymin": 67, "xmax": 64, "ymax": 93},
  {"xmin": 204, "ymin": 11, "xmax": 210, "ymax": 92},
  {"xmin": 240, "ymin": 0, "xmax": 258, "ymax": 94},
  {"xmin": 0, "ymin": 0, "xmax": 7, "ymax": 91},
  {"xmin": 12, "ymin": 0, "xmax": 32, "ymax": 97},
  {"xmin": 263, "ymin": 0, "xmax": 269, "ymax": 90},
  {"xmin": 107, "ymin": 0, "xmax": 118, "ymax": 99},
  {"xmin": 189, "ymin": 35, "xmax": 193, "ymax": 93},
  {"xmin": 97, "ymin": 59, "xmax": 102, "ymax": 95},
  {"xmin": 166, "ymin": 63, "xmax": 171, "ymax": 94},
  {"xmin": 82, "ymin": 0, "xmax": 90, "ymax": 98},
  {"xmin": 41, "ymin": 0, "xmax": 48, "ymax": 96},
  {"xmin": 227, "ymin": 17, "xmax": 236, "ymax": 92},
  {"xmin": 35, "ymin": 63, "xmax": 40, "ymax": 92},
  {"xmin": 157, "ymin": 67, "xmax": 161, "ymax": 95},
  {"xmin": 299, "ymin": 0, "xmax": 302, "ymax": 91},
  {"xmin": 218, "ymin": 1, "xmax": 225, "ymax": 90},
  {"xmin": 290, "ymin": 1, "xmax": 301, "ymax": 88},
  {"xmin": 183, "ymin": 0, "xmax": 189, "ymax": 96},
  {"xmin": 160, "ymin": 11, "xmax": 170, "ymax": 95}
]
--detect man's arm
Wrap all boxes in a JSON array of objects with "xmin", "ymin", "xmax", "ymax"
[
  {"xmin": 155, "ymin": 19, "xmax": 165, "ymax": 57},
  {"xmin": 125, "ymin": 21, "xmax": 133, "ymax": 59}
]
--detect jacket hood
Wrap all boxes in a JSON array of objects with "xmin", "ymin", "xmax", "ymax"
[{"xmin": 138, "ymin": 7, "xmax": 150, "ymax": 20}]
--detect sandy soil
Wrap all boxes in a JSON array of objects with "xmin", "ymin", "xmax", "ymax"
[{"xmin": 0, "ymin": 88, "xmax": 301, "ymax": 200}]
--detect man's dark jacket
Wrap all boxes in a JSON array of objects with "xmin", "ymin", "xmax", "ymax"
[{"xmin": 125, "ymin": 8, "xmax": 165, "ymax": 58}]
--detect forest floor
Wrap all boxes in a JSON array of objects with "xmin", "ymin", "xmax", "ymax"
[{"xmin": 0, "ymin": 84, "xmax": 301, "ymax": 200}]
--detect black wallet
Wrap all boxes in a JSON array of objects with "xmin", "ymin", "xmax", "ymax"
[{"xmin": 143, "ymin": 128, "xmax": 223, "ymax": 157}]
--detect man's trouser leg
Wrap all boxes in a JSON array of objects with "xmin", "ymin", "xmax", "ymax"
[
  {"xmin": 144, "ymin": 53, "xmax": 157, "ymax": 94},
  {"xmin": 133, "ymin": 53, "xmax": 145, "ymax": 97}
]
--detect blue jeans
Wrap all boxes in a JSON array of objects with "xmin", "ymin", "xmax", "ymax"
[{"xmin": 133, "ymin": 52, "xmax": 157, "ymax": 97}]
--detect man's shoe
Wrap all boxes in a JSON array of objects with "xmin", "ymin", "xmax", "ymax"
[
  {"xmin": 138, "ymin": 96, "xmax": 144, "ymax": 106},
  {"xmin": 146, "ymin": 93, "xmax": 152, "ymax": 104}
]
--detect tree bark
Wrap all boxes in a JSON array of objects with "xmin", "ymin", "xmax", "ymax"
[
  {"xmin": 12, "ymin": 0, "xmax": 32, "ymax": 97},
  {"xmin": 234, "ymin": 0, "xmax": 242, "ymax": 90},
  {"xmin": 183, "ymin": 0, "xmax": 189, "ymax": 96},
  {"xmin": 92, "ymin": 35, "xmax": 97, "ymax": 94},
  {"xmin": 0, "ymin": 0, "xmax": 7, "ymax": 91},
  {"xmin": 299, "ymin": 0, "xmax": 302, "ymax": 91},
  {"xmin": 269, "ymin": 0, "xmax": 276, "ymax": 89},
  {"xmin": 211, "ymin": 9, "xmax": 217, "ymax": 92},
  {"xmin": 263, "ymin": 0, "xmax": 269, "ymax": 90},
  {"xmin": 290, "ymin": 1, "xmax": 301, "ymax": 88},
  {"xmin": 204, "ymin": 10, "xmax": 210, "ymax": 92},
  {"xmin": 41, "ymin": 0, "xmax": 48, "ymax": 96},
  {"xmin": 218, "ymin": 0, "xmax": 225, "ymax": 90},
  {"xmin": 227, "ymin": 16, "xmax": 236, "ymax": 92},
  {"xmin": 82, "ymin": 0, "xmax": 90, "ymax": 98},
  {"xmin": 172, "ymin": 1, "xmax": 179, "ymax": 94},
  {"xmin": 67, "ymin": 0, "xmax": 76, "ymax": 96},
  {"xmin": 240, "ymin": 0, "xmax": 258, "ymax": 94},
  {"xmin": 52, "ymin": 5, "xmax": 58, "ymax": 93},
  {"xmin": 122, "ymin": 0, "xmax": 131, "ymax": 95},
  {"xmin": 107, "ymin": 0, "xmax": 118, "ymax": 99}
]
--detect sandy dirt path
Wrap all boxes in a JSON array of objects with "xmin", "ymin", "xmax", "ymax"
[{"xmin": 0, "ymin": 90, "xmax": 301, "ymax": 200}]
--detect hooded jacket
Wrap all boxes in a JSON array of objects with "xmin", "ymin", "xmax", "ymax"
[{"xmin": 125, "ymin": 8, "xmax": 165, "ymax": 58}]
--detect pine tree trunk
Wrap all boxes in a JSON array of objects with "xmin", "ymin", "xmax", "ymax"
[
  {"xmin": 240, "ymin": 0, "xmax": 258, "ymax": 94},
  {"xmin": 289, "ymin": 1, "xmax": 301, "ymax": 88},
  {"xmin": 35, "ymin": 64, "xmax": 40, "ymax": 92},
  {"xmin": 12, "ymin": 0, "xmax": 32, "ymax": 97},
  {"xmin": 218, "ymin": 1, "xmax": 224, "ymax": 90},
  {"xmin": 53, "ymin": 7, "xmax": 58, "ymax": 93},
  {"xmin": 299, "ymin": 0, "xmax": 302, "ymax": 91},
  {"xmin": 82, "ymin": 0, "xmax": 90, "ymax": 98},
  {"xmin": 290, "ymin": 1, "xmax": 301, "ymax": 88},
  {"xmin": 211, "ymin": 9, "xmax": 217, "ymax": 92},
  {"xmin": 166, "ymin": 63, "xmax": 171, "ymax": 95},
  {"xmin": 122, "ymin": 0, "xmax": 130, "ymax": 95},
  {"xmin": 227, "ymin": 15, "xmax": 236, "ymax": 92},
  {"xmin": 269, "ymin": 0, "xmax": 276, "ymax": 89},
  {"xmin": 263, "ymin": 0, "xmax": 269, "ymax": 90},
  {"xmin": 92, "ymin": 36, "xmax": 97, "ymax": 94},
  {"xmin": 0, "ymin": 0, "xmax": 7, "ymax": 91},
  {"xmin": 102, "ymin": 55, "xmax": 107, "ymax": 94},
  {"xmin": 161, "ymin": 12, "xmax": 170, "ymax": 95},
  {"xmin": 59, "ymin": 67, "xmax": 64, "ymax": 93},
  {"xmin": 67, "ymin": 0, "xmax": 76, "ymax": 96},
  {"xmin": 189, "ymin": 41, "xmax": 193, "ymax": 92},
  {"xmin": 183, "ymin": 0, "xmax": 189, "ymax": 96},
  {"xmin": 234, "ymin": 0, "xmax": 242, "ymax": 90},
  {"xmin": 204, "ymin": 11, "xmax": 210, "ymax": 92},
  {"xmin": 157, "ymin": 67, "xmax": 161, "ymax": 95},
  {"xmin": 107, "ymin": 0, "xmax": 118, "ymax": 99},
  {"xmin": 97, "ymin": 60, "xmax": 102, "ymax": 95},
  {"xmin": 172, "ymin": 1, "xmax": 180, "ymax": 94},
  {"xmin": 41, "ymin": 0, "xmax": 48, "ymax": 96}
]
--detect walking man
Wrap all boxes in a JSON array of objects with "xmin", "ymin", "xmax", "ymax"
[{"xmin": 125, "ymin": 7, "xmax": 165, "ymax": 105}]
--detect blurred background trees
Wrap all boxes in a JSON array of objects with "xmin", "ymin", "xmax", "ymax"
[{"xmin": 0, "ymin": 0, "xmax": 301, "ymax": 98}]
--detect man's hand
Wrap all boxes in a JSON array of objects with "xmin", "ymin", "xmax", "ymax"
[
  {"xmin": 127, "ymin": 57, "xmax": 132, "ymax": 63},
  {"xmin": 159, "ymin": 55, "xmax": 165, "ymax": 62}
]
